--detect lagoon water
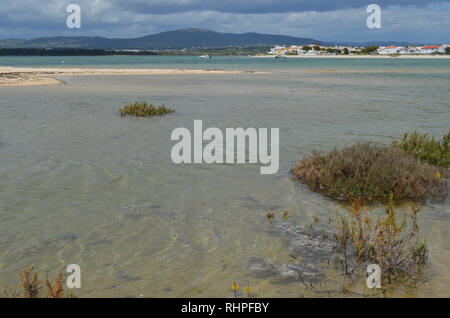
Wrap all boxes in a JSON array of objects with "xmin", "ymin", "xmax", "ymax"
[{"xmin": 0, "ymin": 56, "xmax": 449, "ymax": 297}]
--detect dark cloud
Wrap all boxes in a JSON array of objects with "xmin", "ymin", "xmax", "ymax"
[
  {"xmin": 0, "ymin": 1, "xmax": 449, "ymax": 42},
  {"xmin": 107, "ymin": 0, "xmax": 438, "ymax": 14}
]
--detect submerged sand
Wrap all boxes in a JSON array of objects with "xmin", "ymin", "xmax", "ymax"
[{"xmin": 0, "ymin": 67, "xmax": 260, "ymax": 87}]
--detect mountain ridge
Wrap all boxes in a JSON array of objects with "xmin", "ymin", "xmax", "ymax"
[
  {"xmin": 0, "ymin": 28, "xmax": 433, "ymax": 50},
  {"xmin": 0, "ymin": 28, "xmax": 320, "ymax": 50}
]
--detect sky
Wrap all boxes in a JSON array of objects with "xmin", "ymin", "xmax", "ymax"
[{"xmin": 0, "ymin": 0, "xmax": 449, "ymax": 43}]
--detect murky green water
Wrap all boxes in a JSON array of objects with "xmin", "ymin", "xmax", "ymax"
[{"xmin": 0, "ymin": 59, "xmax": 449, "ymax": 297}]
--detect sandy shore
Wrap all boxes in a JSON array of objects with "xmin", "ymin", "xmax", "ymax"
[{"xmin": 0, "ymin": 67, "xmax": 260, "ymax": 87}]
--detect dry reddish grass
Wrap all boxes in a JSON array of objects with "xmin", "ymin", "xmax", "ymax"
[
  {"xmin": 292, "ymin": 143, "xmax": 447, "ymax": 202},
  {"xmin": 5, "ymin": 266, "xmax": 76, "ymax": 298},
  {"xmin": 335, "ymin": 196, "xmax": 430, "ymax": 287}
]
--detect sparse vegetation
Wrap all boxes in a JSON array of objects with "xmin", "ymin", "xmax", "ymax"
[
  {"xmin": 392, "ymin": 131, "xmax": 450, "ymax": 166},
  {"xmin": 335, "ymin": 195, "xmax": 430, "ymax": 287},
  {"xmin": 4, "ymin": 265, "xmax": 75, "ymax": 298},
  {"xmin": 260, "ymin": 200, "xmax": 431, "ymax": 295},
  {"xmin": 231, "ymin": 281, "xmax": 240, "ymax": 297},
  {"xmin": 119, "ymin": 101, "xmax": 175, "ymax": 117},
  {"xmin": 244, "ymin": 285, "xmax": 254, "ymax": 297},
  {"xmin": 292, "ymin": 143, "xmax": 447, "ymax": 202},
  {"xmin": 360, "ymin": 46, "xmax": 379, "ymax": 54}
]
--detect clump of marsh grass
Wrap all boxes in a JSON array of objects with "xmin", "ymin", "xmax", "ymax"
[
  {"xmin": 335, "ymin": 194, "xmax": 430, "ymax": 287},
  {"xmin": 119, "ymin": 101, "xmax": 175, "ymax": 117},
  {"xmin": 292, "ymin": 143, "xmax": 447, "ymax": 202},
  {"xmin": 4, "ymin": 265, "xmax": 76, "ymax": 298},
  {"xmin": 17, "ymin": 265, "xmax": 41, "ymax": 298},
  {"xmin": 392, "ymin": 131, "xmax": 450, "ymax": 166}
]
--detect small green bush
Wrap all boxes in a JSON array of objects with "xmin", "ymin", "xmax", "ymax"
[
  {"xmin": 292, "ymin": 143, "xmax": 447, "ymax": 202},
  {"xmin": 119, "ymin": 101, "xmax": 175, "ymax": 117},
  {"xmin": 392, "ymin": 131, "xmax": 450, "ymax": 166}
]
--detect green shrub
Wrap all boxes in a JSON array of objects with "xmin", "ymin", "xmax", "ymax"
[
  {"xmin": 119, "ymin": 101, "xmax": 175, "ymax": 117},
  {"xmin": 392, "ymin": 131, "xmax": 450, "ymax": 166},
  {"xmin": 292, "ymin": 143, "xmax": 447, "ymax": 202}
]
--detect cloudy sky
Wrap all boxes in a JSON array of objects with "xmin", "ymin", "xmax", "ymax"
[{"xmin": 0, "ymin": 0, "xmax": 449, "ymax": 43}]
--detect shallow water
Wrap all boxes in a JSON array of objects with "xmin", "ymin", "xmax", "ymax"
[
  {"xmin": 2, "ymin": 55, "xmax": 450, "ymax": 72},
  {"xmin": 0, "ymin": 57, "xmax": 449, "ymax": 297}
]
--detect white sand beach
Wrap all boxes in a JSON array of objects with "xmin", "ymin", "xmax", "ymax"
[{"xmin": 0, "ymin": 67, "xmax": 260, "ymax": 87}]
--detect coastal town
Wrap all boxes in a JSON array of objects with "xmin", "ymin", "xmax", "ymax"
[{"xmin": 268, "ymin": 44, "xmax": 450, "ymax": 56}]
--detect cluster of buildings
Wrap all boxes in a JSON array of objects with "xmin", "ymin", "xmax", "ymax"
[
  {"xmin": 268, "ymin": 44, "xmax": 450, "ymax": 56},
  {"xmin": 268, "ymin": 45, "xmax": 361, "ymax": 56},
  {"xmin": 377, "ymin": 44, "xmax": 449, "ymax": 55}
]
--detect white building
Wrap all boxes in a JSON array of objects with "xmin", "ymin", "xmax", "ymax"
[
  {"xmin": 438, "ymin": 44, "xmax": 450, "ymax": 53},
  {"xmin": 349, "ymin": 47, "xmax": 362, "ymax": 54},
  {"xmin": 268, "ymin": 45, "xmax": 286, "ymax": 55},
  {"xmin": 405, "ymin": 47, "xmax": 421, "ymax": 54},
  {"xmin": 377, "ymin": 46, "xmax": 406, "ymax": 55},
  {"xmin": 419, "ymin": 45, "xmax": 441, "ymax": 54}
]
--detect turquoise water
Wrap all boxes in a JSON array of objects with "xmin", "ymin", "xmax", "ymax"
[
  {"xmin": 1, "ymin": 55, "xmax": 450, "ymax": 71},
  {"xmin": 0, "ymin": 57, "xmax": 449, "ymax": 297}
]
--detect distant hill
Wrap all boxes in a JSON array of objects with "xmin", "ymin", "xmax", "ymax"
[{"xmin": 0, "ymin": 28, "xmax": 320, "ymax": 50}]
